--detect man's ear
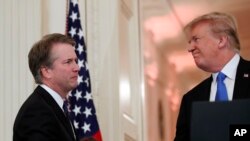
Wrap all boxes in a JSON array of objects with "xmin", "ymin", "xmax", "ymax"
[
  {"xmin": 40, "ymin": 66, "xmax": 52, "ymax": 79},
  {"xmin": 218, "ymin": 35, "xmax": 228, "ymax": 49}
]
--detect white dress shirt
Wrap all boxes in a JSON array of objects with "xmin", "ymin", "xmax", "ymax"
[{"xmin": 210, "ymin": 54, "xmax": 240, "ymax": 101}]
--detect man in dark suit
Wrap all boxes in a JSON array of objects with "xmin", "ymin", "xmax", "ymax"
[
  {"xmin": 13, "ymin": 33, "xmax": 80, "ymax": 141},
  {"xmin": 174, "ymin": 12, "xmax": 250, "ymax": 141}
]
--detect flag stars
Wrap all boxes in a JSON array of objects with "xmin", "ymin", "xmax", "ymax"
[
  {"xmin": 78, "ymin": 59, "xmax": 84, "ymax": 69},
  {"xmin": 68, "ymin": 92, "xmax": 73, "ymax": 98},
  {"xmin": 75, "ymin": 90, "xmax": 82, "ymax": 101},
  {"xmin": 84, "ymin": 92, "xmax": 92, "ymax": 102},
  {"xmin": 77, "ymin": 75, "xmax": 83, "ymax": 85},
  {"xmin": 71, "ymin": 0, "xmax": 78, "ymax": 7},
  {"xmin": 70, "ymin": 11, "xmax": 78, "ymax": 23},
  {"xmin": 84, "ymin": 78, "xmax": 89, "ymax": 87},
  {"xmin": 73, "ymin": 120, "xmax": 79, "ymax": 129},
  {"xmin": 73, "ymin": 105, "xmax": 81, "ymax": 116},
  {"xmin": 78, "ymin": 29, "xmax": 84, "ymax": 40},
  {"xmin": 82, "ymin": 122, "xmax": 91, "ymax": 133},
  {"xmin": 77, "ymin": 44, "xmax": 83, "ymax": 55},
  {"xmin": 83, "ymin": 107, "xmax": 92, "ymax": 118},
  {"xmin": 69, "ymin": 27, "xmax": 76, "ymax": 37}
]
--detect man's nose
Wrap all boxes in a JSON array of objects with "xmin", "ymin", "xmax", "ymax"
[
  {"xmin": 74, "ymin": 62, "xmax": 80, "ymax": 72},
  {"xmin": 187, "ymin": 43, "xmax": 195, "ymax": 53}
]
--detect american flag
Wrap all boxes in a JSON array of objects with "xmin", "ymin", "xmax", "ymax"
[{"xmin": 66, "ymin": 0, "xmax": 102, "ymax": 141}]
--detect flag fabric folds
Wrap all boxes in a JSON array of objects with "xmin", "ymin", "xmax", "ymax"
[{"xmin": 66, "ymin": 0, "xmax": 102, "ymax": 141}]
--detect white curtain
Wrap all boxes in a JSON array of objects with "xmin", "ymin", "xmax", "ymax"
[{"xmin": 0, "ymin": 0, "xmax": 41, "ymax": 140}]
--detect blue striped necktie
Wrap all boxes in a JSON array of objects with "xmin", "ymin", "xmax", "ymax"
[{"xmin": 215, "ymin": 72, "xmax": 228, "ymax": 101}]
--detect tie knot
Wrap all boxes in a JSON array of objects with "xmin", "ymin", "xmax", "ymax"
[{"xmin": 217, "ymin": 72, "xmax": 226, "ymax": 82}]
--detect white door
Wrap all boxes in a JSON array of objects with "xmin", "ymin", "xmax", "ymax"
[{"xmin": 118, "ymin": 0, "xmax": 145, "ymax": 141}]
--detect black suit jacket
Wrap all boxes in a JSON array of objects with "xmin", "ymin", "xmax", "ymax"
[
  {"xmin": 13, "ymin": 86, "xmax": 78, "ymax": 141},
  {"xmin": 174, "ymin": 57, "xmax": 250, "ymax": 141}
]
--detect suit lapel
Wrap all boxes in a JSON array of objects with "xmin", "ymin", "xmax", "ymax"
[{"xmin": 34, "ymin": 86, "xmax": 76, "ymax": 141}]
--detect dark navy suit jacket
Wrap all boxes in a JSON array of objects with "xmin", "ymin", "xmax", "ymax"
[
  {"xmin": 174, "ymin": 58, "xmax": 250, "ymax": 141},
  {"xmin": 13, "ymin": 86, "xmax": 78, "ymax": 141}
]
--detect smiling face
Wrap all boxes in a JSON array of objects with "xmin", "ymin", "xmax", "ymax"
[
  {"xmin": 42, "ymin": 43, "xmax": 79, "ymax": 97},
  {"xmin": 187, "ymin": 22, "xmax": 221, "ymax": 72}
]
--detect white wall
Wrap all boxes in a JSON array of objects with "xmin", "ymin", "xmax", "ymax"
[{"xmin": 0, "ymin": 0, "xmax": 41, "ymax": 141}]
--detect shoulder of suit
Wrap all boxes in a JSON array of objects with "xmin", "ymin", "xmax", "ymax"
[{"xmin": 184, "ymin": 77, "xmax": 211, "ymax": 96}]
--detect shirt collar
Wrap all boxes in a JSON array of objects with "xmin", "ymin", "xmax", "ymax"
[
  {"xmin": 212, "ymin": 54, "xmax": 240, "ymax": 80},
  {"xmin": 40, "ymin": 84, "xmax": 64, "ymax": 110}
]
